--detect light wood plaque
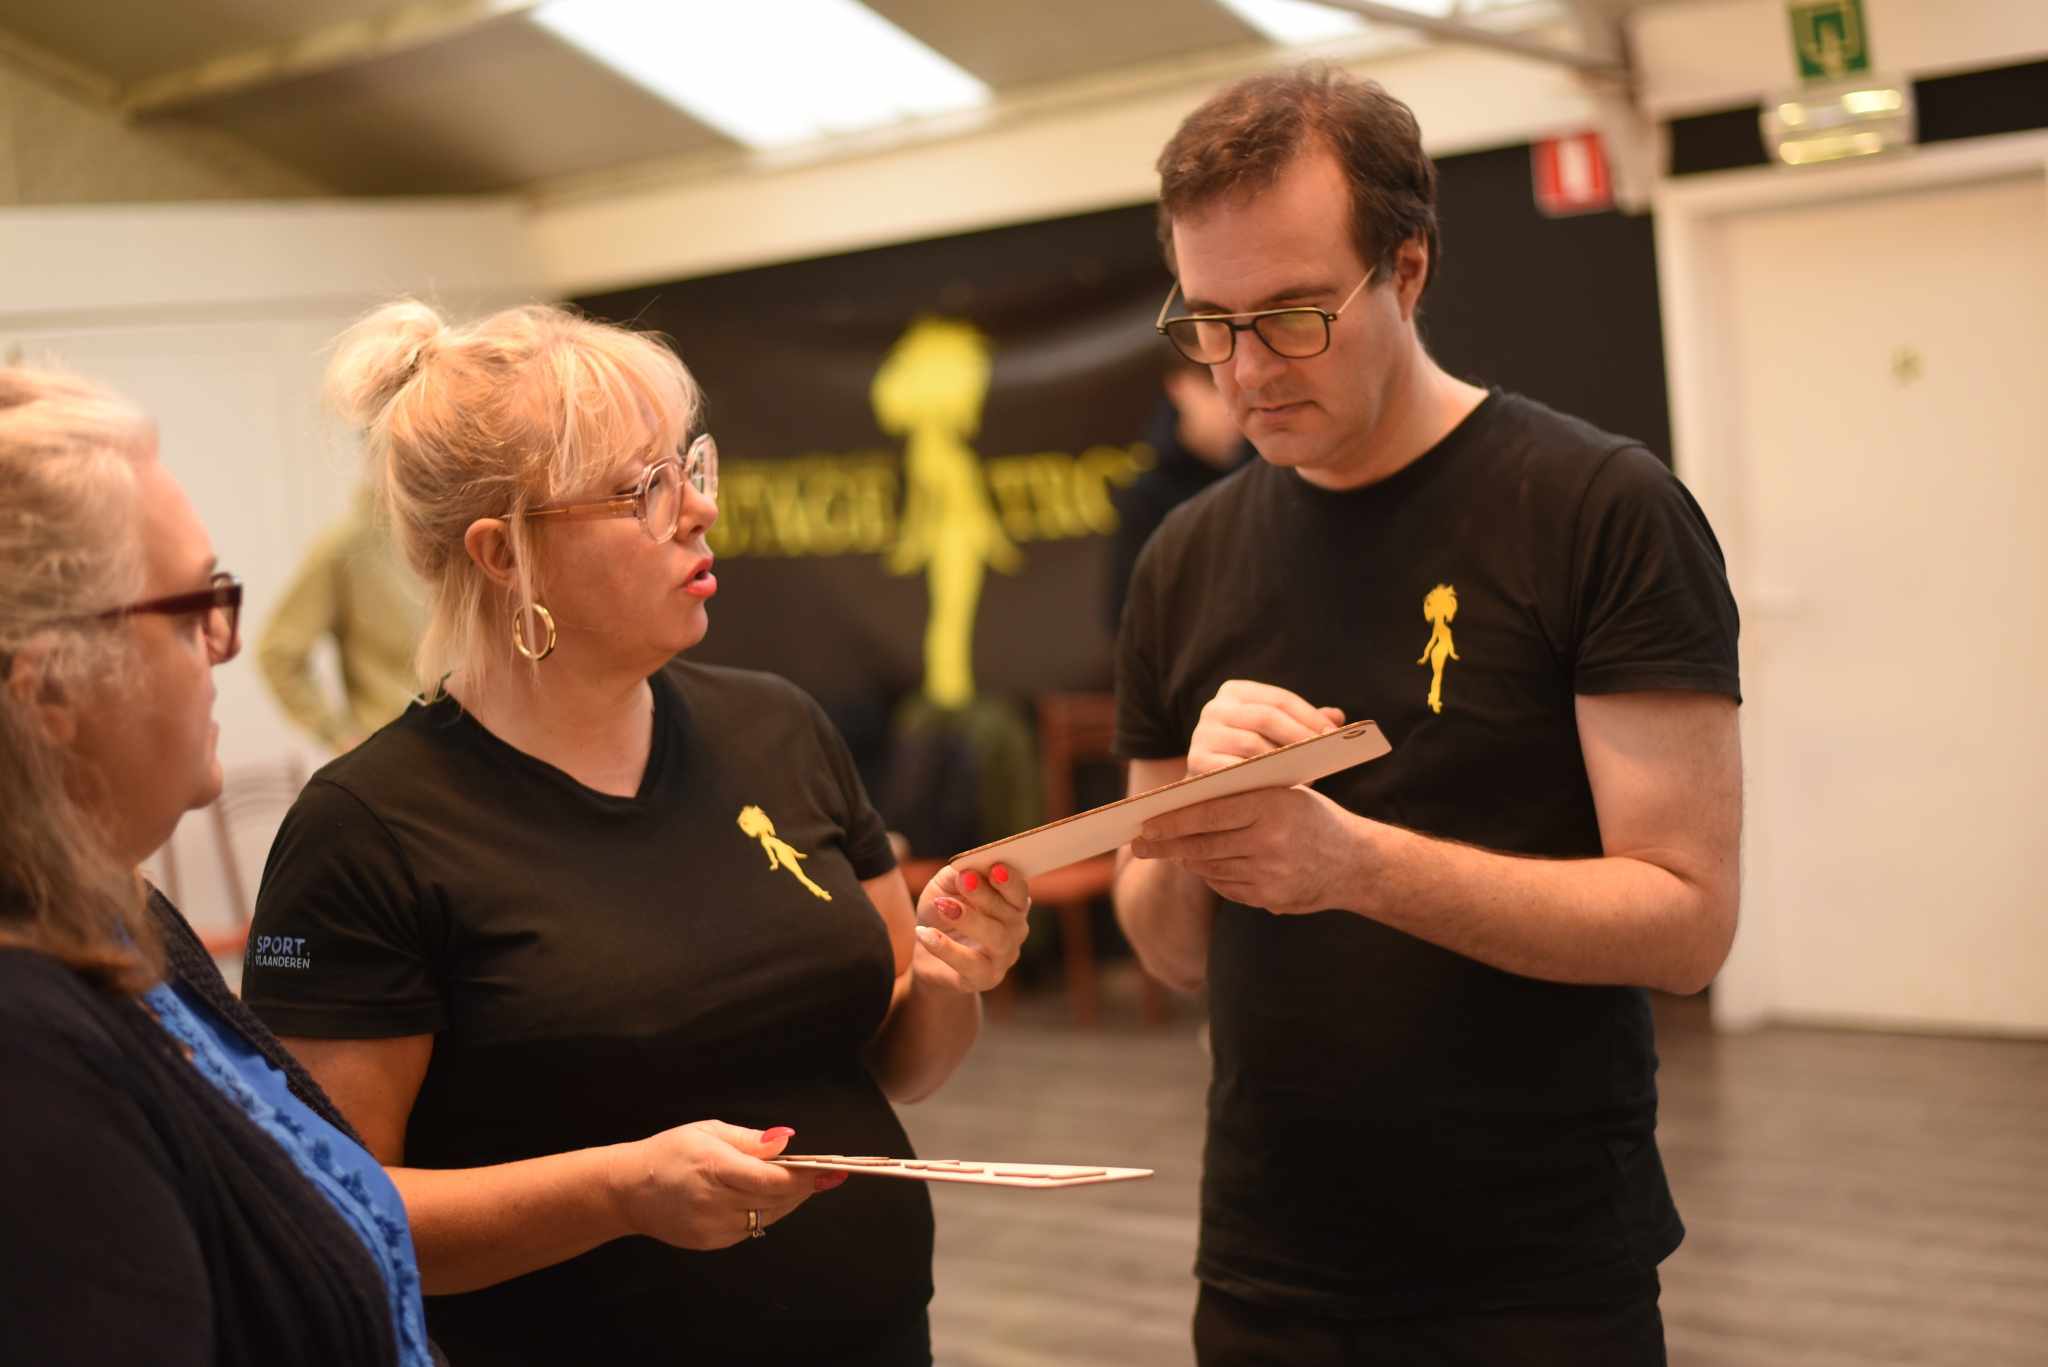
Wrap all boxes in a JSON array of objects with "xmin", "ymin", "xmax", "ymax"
[
  {"xmin": 949, "ymin": 720, "xmax": 1391, "ymax": 878},
  {"xmin": 774, "ymin": 1155, "xmax": 1153, "ymax": 1189}
]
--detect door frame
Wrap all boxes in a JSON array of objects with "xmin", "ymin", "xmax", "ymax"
[{"xmin": 1651, "ymin": 130, "xmax": 2048, "ymax": 1031}]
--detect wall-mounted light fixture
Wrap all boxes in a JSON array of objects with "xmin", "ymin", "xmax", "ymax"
[{"xmin": 1760, "ymin": 76, "xmax": 1916, "ymax": 167}]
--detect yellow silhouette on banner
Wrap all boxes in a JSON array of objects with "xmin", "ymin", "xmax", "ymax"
[
  {"xmin": 736, "ymin": 805, "xmax": 833, "ymax": 901},
  {"xmin": 871, "ymin": 317, "xmax": 1021, "ymax": 707},
  {"xmin": 1417, "ymin": 583, "xmax": 1460, "ymax": 715}
]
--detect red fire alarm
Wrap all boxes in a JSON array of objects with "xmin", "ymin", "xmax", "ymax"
[{"xmin": 1531, "ymin": 132, "xmax": 1614, "ymax": 217}]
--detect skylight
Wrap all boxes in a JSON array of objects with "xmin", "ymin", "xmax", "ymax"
[
  {"xmin": 1215, "ymin": 0, "xmax": 1370, "ymax": 45},
  {"xmin": 531, "ymin": 0, "xmax": 992, "ymax": 151},
  {"xmin": 1215, "ymin": 0, "xmax": 1469, "ymax": 46}
]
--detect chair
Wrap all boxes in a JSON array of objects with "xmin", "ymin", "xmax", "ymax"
[
  {"xmin": 153, "ymin": 756, "xmax": 308, "ymax": 957},
  {"xmin": 1032, "ymin": 692, "xmax": 1171, "ymax": 1026},
  {"xmin": 897, "ymin": 854, "xmax": 1124, "ymax": 1023},
  {"xmin": 209, "ymin": 756, "xmax": 308, "ymax": 927}
]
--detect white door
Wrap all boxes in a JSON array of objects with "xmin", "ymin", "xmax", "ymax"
[{"xmin": 1720, "ymin": 170, "xmax": 2048, "ymax": 1034}]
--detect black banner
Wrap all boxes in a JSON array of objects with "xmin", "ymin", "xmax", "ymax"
[
  {"xmin": 578, "ymin": 205, "xmax": 1173, "ymax": 835},
  {"xmin": 573, "ymin": 151, "xmax": 1671, "ymax": 843}
]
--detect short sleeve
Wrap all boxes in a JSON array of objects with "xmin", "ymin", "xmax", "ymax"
[
  {"xmin": 1114, "ymin": 528, "xmax": 1186, "ymax": 760},
  {"xmin": 243, "ymin": 777, "xmax": 447, "ymax": 1038},
  {"xmin": 0, "ymin": 1026, "xmax": 215, "ymax": 1365},
  {"xmin": 1571, "ymin": 446, "xmax": 1742, "ymax": 701},
  {"xmin": 805, "ymin": 696, "xmax": 897, "ymax": 881}
]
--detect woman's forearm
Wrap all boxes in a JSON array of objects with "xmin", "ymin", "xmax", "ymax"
[
  {"xmin": 865, "ymin": 947, "xmax": 981, "ymax": 1105},
  {"xmin": 388, "ymin": 1145, "xmax": 630, "ymax": 1295}
]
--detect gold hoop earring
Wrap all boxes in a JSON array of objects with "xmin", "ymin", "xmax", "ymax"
[{"xmin": 512, "ymin": 603, "xmax": 557, "ymax": 661}]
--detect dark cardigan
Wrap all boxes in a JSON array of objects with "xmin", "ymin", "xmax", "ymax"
[{"xmin": 0, "ymin": 890, "xmax": 417, "ymax": 1366}]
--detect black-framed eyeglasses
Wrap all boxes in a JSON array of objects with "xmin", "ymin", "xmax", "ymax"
[
  {"xmin": 98, "ymin": 571, "xmax": 242, "ymax": 663},
  {"xmin": 1155, "ymin": 271, "xmax": 1376, "ymax": 365},
  {"xmin": 522, "ymin": 433, "xmax": 718, "ymax": 546}
]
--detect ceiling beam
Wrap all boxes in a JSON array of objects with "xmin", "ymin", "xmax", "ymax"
[
  {"xmin": 530, "ymin": 3, "xmax": 1595, "ymax": 215},
  {"xmin": 527, "ymin": 21, "xmax": 1438, "ymax": 205},
  {"xmin": 1319, "ymin": 0, "xmax": 1628, "ymax": 81},
  {"xmin": 122, "ymin": 0, "xmax": 542, "ymax": 115},
  {"xmin": 0, "ymin": 24, "xmax": 121, "ymax": 106}
]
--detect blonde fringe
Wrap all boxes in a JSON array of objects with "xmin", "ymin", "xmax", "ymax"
[{"xmin": 327, "ymin": 300, "xmax": 701, "ymax": 697}]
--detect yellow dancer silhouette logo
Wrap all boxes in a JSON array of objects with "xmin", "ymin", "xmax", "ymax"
[
  {"xmin": 736, "ymin": 805, "xmax": 833, "ymax": 902},
  {"xmin": 871, "ymin": 317, "xmax": 1021, "ymax": 708},
  {"xmin": 1417, "ymin": 583, "xmax": 1460, "ymax": 715}
]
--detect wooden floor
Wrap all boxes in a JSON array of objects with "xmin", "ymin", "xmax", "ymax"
[{"xmin": 902, "ymin": 971, "xmax": 2048, "ymax": 1367}]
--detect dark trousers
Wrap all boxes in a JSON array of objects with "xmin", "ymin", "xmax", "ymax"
[{"xmin": 1194, "ymin": 1281, "xmax": 1667, "ymax": 1367}]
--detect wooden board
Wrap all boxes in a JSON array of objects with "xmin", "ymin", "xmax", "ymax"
[
  {"xmin": 773, "ymin": 1155, "xmax": 1153, "ymax": 1189},
  {"xmin": 949, "ymin": 720, "xmax": 1391, "ymax": 878}
]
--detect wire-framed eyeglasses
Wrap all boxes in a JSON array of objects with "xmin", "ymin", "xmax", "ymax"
[
  {"xmin": 522, "ymin": 433, "xmax": 718, "ymax": 545},
  {"xmin": 97, "ymin": 571, "xmax": 243, "ymax": 663},
  {"xmin": 1155, "ymin": 271, "xmax": 1375, "ymax": 365}
]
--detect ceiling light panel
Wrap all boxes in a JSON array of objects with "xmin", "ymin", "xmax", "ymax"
[
  {"xmin": 1215, "ymin": 0, "xmax": 1471, "ymax": 45},
  {"xmin": 1215, "ymin": 0, "xmax": 1368, "ymax": 44},
  {"xmin": 532, "ymin": 0, "xmax": 991, "ymax": 150}
]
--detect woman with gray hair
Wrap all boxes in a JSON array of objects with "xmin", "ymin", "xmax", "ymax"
[{"xmin": 0, "ymin": 366, "xmax": 433, "ymax": 1365}]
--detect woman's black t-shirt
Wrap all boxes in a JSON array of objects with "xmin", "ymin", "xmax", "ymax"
[{"xmin": 244, "ymin": 661, "xmax": 925, "ymax": 1363}]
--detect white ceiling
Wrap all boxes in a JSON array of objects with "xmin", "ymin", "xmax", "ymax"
[{"xmin": 0, "ymin": 0, "xmax": 1681, "ymax": 196}]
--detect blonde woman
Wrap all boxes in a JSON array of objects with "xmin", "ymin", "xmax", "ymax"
[
  {"xmin": 244, "ymin": 302, "xmax": 1032, "ymax": 1367},
  {"xmin": 0, "ymin": 368, "xmax": 432, "ymax": 1366}
]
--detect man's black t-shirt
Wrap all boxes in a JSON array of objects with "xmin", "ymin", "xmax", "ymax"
[
  {"xmin": 244, "ymin": 661, "xmax": 928, "ymax": 1364},
  {"xmin": 1116, "ymin": 391, "xmax": 1740, "ymax": 1317}
]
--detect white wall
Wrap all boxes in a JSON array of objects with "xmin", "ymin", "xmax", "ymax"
[
  {"xmin": 1632, "ymin": 3, "xmax": 2048, "ymax": 1038},
  {"xmin": 0, "ymin": 198, "xmax": 540, "ymax": 939},
  {"xmin": 1631, "ymin": 0, "xmax": 2048, "ymax": 119},
  {"xmin": 1656, "ymin": 133, "xmax": 2048, "ymax": 1036}
]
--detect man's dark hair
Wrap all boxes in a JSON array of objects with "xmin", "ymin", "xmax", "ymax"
[{"xmin": 1155, "ymin": 65, "xmax": 1441, "ymax": 295}]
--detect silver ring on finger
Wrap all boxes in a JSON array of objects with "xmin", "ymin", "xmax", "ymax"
[{"xmin": 747, "ymin": 1207, "xmax": 765, "ymax": 1239}]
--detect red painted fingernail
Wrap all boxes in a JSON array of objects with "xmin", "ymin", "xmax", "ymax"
[
  {"xmin": 961, "ymin": 871, "xmax": 980, "ymax": 892},
  {"xmin": 937, "ymin": 898, "xmax": 963, "ymax": 921},
  {"xmin": 814, "ymin": 1171, "xmax": 849, "ymax": 1191},
  {"xmin": 991, "ymin": 865, "xmax": 1010, "ymax": 885},
  {"xmin": 763, "ymin": 1126, "xmax": 795, "ymax": 1143}
]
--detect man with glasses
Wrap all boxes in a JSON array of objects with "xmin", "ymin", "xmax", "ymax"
[{"xmin": 1113, "ymin": 66, "xmax": 1742, "ymax": 1365}]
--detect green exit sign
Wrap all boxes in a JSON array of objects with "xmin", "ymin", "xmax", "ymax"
[{"xmin": 1789, "ymin": 0, "xmax": 1872, "ymax": 81}]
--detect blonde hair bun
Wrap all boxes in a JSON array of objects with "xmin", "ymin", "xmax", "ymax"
[{"xmin": 326, "ymin": 298, "xmax": 447, "ymax": 429}]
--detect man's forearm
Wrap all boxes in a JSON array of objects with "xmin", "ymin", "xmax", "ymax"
[
  {"xmin": 1348, "ymin": 820, "xmax": 1737, "ymax": 995},
  {"xmin": 1113, "ymin": 852, "xmax": 1216, "ymax": 993}
]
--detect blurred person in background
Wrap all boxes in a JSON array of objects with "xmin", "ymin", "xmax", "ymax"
[
  {"xmin": 243, "ymin": 301, "xmax": 1033, "ymax": 1367},
  {"xmin": 256, "ymin": 470, "xmax": 426, "ymax": 752},
  {"xmin": 0, "ymin": 366, "xmax": 433, "ymax": 1367},
  {"xmin": 1107, "ymin": 354, "xmax": 1252, "ymax": 633}
]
